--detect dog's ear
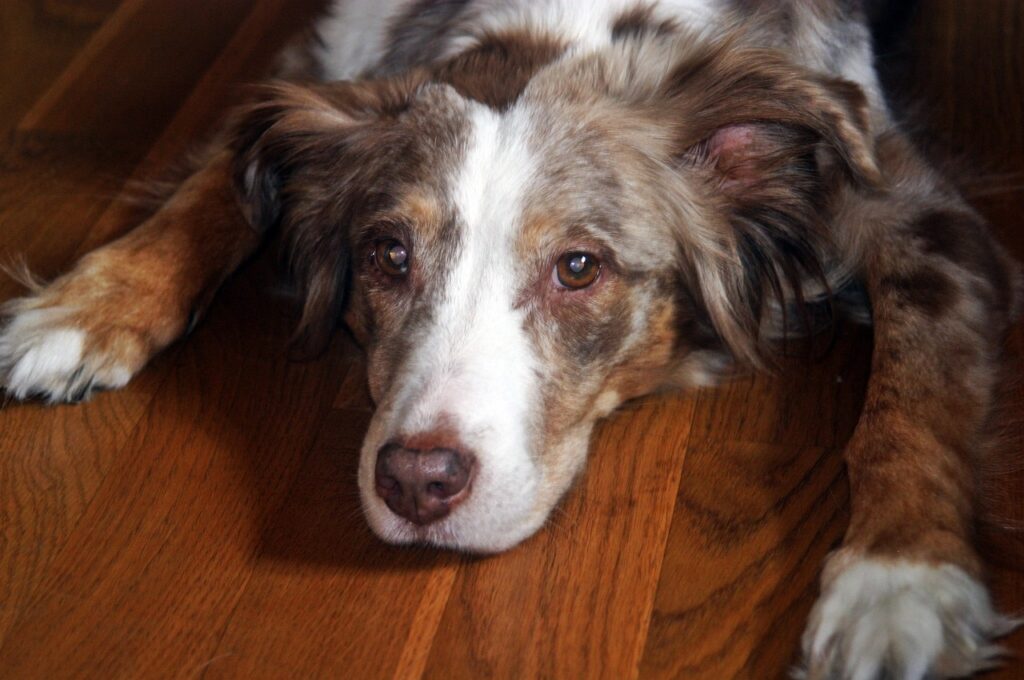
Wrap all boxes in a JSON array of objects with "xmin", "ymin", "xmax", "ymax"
[
  {"xmin": 659, "ymin": 43, "xmax": 882, "ymax": 366},
  {"xmin": 230, "ymin": 74, "xmax": 426, "ymax": 356}
]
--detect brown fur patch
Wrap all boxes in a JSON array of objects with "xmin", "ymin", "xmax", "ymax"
[
  {"xmin": 598, "ymin": 295, "xmax": 680, "ymax": 402},
  {"xmin": 433, "ymin": 31, "xmax": 565, "ymax": 110},
  {"xmin": 881, "ymin": 266, "xmax": 958, "ymax": 318},
  {"xmin": 910, "ymin": 209, "xmax": 1014, "ymax": 316},
  {"xmin": 844, "ymin": 415, "xmax": 981, "ymax": 573},
  {"xmin": 610, "ymin": 6, "xmax": 677, "ymax": 41},
  {"xmin": 399, "ymin": 416, "xmax": 465, "ymax": 452}
]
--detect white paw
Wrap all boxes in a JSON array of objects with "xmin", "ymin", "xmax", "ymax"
[
  {"xmin": 0, "ymin": 304, "xmax": 135, "ymax": 403},
  {"xmin": 798, "ymin": 556, "xmax": 1017, "ymax": 680}
]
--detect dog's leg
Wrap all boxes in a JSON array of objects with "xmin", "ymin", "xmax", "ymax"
[
  {"xmin": 0, "ymin": 150, "xmax": 261, "ymax": 402},
  {"xmin": 800, "ymin": 132, "xmax": 1022, "ymax": 679}
]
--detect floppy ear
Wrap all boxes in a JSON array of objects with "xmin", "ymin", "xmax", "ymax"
[
  {"xmin": 230, "ymin": 74, "xmax": 426, "ymax": 355},
  {"xmin": 660, "ymin": 43, "xmax": 881, "ymax": 366}
]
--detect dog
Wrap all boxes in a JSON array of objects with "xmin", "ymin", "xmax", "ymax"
[{"xmin": 1, "ymin": 1, "xmax": 1021, "ymax": 677}]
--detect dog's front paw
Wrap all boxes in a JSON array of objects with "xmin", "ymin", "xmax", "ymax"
[
  {"xmin": 798, "ymin": 553, "xmax": 1016, "ymax": 680},
  {"xmin": 0, "ymin": 303, "xmax": 143, "ymax": 403},
  {"xmin": 1, "ymin": 252, "xmax": 195, "ymax": 403}
]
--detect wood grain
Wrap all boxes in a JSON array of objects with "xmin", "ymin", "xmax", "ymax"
[
  {"xmin": 0, "ymin": 2, "xmax": 1021, "ymax": 679},
  {"xmin": 0, "ymin": 0, "xmax": 118, "ymax": 129}
]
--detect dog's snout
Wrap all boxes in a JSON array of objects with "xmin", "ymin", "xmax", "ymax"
[{"xmin": 374, "ymin": 442, "xmax": 475, "ymax": 526}]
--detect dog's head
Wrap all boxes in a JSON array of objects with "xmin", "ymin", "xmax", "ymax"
[{"xmin": 232, "ymin": 33, "xmax": 878, "ymax": 552}]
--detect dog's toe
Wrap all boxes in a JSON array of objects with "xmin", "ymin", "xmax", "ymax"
[{"xmin": 797, "ymin": 554, "xmax": 1016, "ymax": 680}]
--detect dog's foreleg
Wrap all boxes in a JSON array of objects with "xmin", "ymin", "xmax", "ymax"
[
  {"xmin": 0, "ymin": 149, "xmax": 262, "ymax": 402},
  {"xmin": 800, "ymin": 132, "xmax": 1022, "ymax": 680}
]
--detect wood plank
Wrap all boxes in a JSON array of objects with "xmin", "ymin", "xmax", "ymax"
[
  {"xmin": 894, "ymin": 1, "xmax": 1024, "ymax": 171},
  {"xmin": 0, "ymin": 0, "xmax": 117, "ymax": 130},
  {"xmin": 686, "ymin": 325, "xmax": 872, "ymax": 449},
  {"xmin": 204, "ymin": 389, "xmax": 694, "ymax": 679},
  {"xmin": 70, "ymin": 0, "xmax": 329, "ymax": 256},
  {"xmin": 17, "ymin": 0, "xmax": 260, "ymax": 145},
  {"xmin": 0, "ymin": 0, "xmax": 303, "ymax": 293},
  {"xmin": 0, "ymin": 360, "xmax": 168, "ymax": 644}
]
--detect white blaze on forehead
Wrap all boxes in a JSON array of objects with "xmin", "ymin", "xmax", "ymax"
[
  {"xmin": 454, "ymin": 104, "xmax": 538, "ymax": 248},
  {"xmin": 400, "ymin": 103, "xmax": 540, "ymax": 438},
  {"xmin": 359, "ymin": 102, "xmax": 549, "ymax": 551}
]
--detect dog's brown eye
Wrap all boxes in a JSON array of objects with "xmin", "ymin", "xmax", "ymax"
[
  {"xmin": 374, "ymin": 240, "xmax": 410, "ymax": 277},
  {"xmin": 554, "ymin": 251, "xmax": 600, "ymax": 289}
]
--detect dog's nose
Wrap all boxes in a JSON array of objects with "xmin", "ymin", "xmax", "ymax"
[{"xmin": 374, "ymin": 443, "xmax": 475, "ymax": 525}]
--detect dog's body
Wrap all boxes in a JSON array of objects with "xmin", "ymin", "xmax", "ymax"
[{"xmin": 1, "ymin": 1, "xmax": 1021, "ymax": 677}]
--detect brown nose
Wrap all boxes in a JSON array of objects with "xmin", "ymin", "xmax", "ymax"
[{"xmin": 374, "ymin": 443, "xmax": 475, "ymax": 525}]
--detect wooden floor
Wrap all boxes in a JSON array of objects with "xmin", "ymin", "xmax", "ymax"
[{"xmin": 0, "ymin": 2, "xmax": 1021, "ymax": 678}]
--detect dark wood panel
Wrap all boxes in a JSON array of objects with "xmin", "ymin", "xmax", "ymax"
[
  {"xmin": 204, "ymin": 408, "xmax": 460, "ymax": 680},
  {"xmin": 18, "ymin": 0, "xmax": 260, "ymax": 144},
  {"xmin": 0, "ymin": 0, "xmax": 118, "ymax": 130}
]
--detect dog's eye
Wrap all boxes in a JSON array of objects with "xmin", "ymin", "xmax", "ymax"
[
  {"xmin": 373, "ymin": 239, "xmax": 410, "ymax": 277},
  {"xmin": 554, "ymin": 251, "xmax": 600, "ymax": 289}
]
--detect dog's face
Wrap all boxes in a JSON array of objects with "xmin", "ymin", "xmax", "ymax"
[
  {"xmin": 234, "ymin": 36, "xmax": 878, "ymax": 551},
  {"xmin": 347, "ymin": 89, "xmax": 708, "ymax": 551}
]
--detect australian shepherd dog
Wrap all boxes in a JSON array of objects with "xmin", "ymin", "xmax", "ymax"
[{"xmin": 2, "ymin": 2, "xmax": 1021, "ymax": 677}]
